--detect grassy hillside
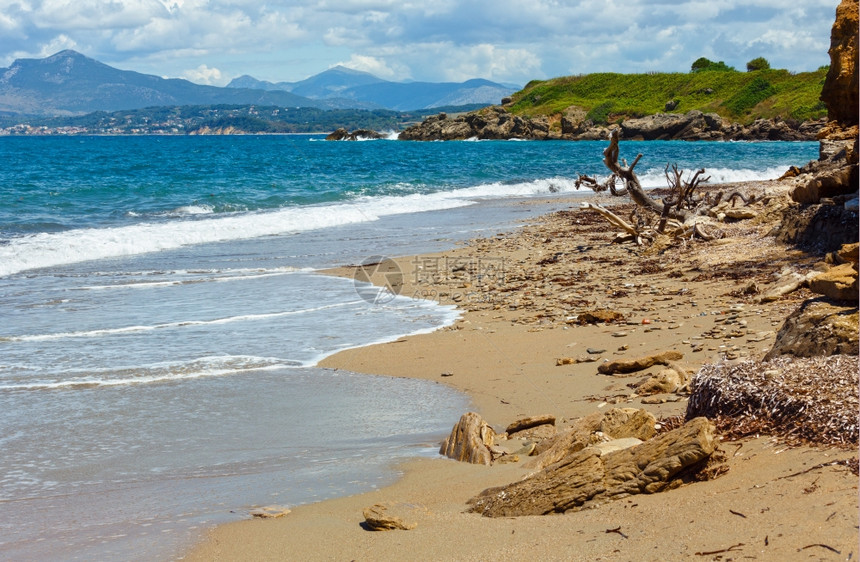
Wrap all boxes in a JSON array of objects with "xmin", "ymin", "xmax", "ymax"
[{"xmin": 508, "ymin": 68, "xmax": 828, "ymax": 125}]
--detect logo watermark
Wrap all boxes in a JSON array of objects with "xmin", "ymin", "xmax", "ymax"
[{"xmin": 352, "ymin": 255, "xmax": 404, "ymax": 304}]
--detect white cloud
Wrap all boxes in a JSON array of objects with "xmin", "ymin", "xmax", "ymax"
[
  {"xmin": 0, "ymin": 0, "xmax": 841, "ymax": 83},
  {"xmin": 181, "ymin": 63, "xmax": 222, "ymax": 85},
  {"xmin": 37, "ymin": 33, "xmax": 78, "ymax": 56},
  {"xmin": 336, "ymin": 54, "xmax": 401, "ymax": 79}
]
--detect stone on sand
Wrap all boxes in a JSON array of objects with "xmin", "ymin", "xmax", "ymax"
[
  {"xmin": 468, "ymin": 417, "xmax": 717, "ymax": 517},
  {"xmin": 440, "ymin": 412, "xmax": 496, "ymax": 465}
]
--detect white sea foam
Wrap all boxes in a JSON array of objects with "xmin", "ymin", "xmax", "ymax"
[
  {"xmin": 76, "ymin": 266, "xmax": 305, "ymax": 290},
  {"xmin": 0, "ymin": 166, "xmax": 777, "ymax": 277},
  {"xmin": 0, "ymin": 356, "xmax": 287, "ymax": 391},
  {"xmin": 161, "ymin": 205, "xmax": 215, "ymax": 216},
  {"xmin": 0, "ymin": 197, "xmax": 458, "ymax": 276},
  {"xmin": 638, "ymin": 166, "xmax": 789, "ymax": 188},
  {"xmin": 2, "ymin": 300, "xmax": 364, "ymax": 342}
]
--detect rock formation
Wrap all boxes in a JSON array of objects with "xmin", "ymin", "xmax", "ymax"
[
  {"xmin": 820, "ymin": 0, "xmax": 859, "ymax": 128},
  {"xmin": 468, "ymin": 417, "xmax": 717, "ymax": 517},
  {"xmin": 399, "ymin": 106, "xmax": 825, "ymax": 142},
  {"xmin": 326, "ymin": 128, "xmax": 384, "ymax": 141},
  {"xmin": 765, "ymin": 299, "xmax": 859, "ymax": 359},
  {"xmin": 597, "ymin": 350, "xmax": 684, "ymax": 375},
  {"xmin": 526, "ymin": 408, "xmax": 657, "ymax": 471},
  {"xmin": 778, "ymin": 0, "xmax": 858, "ymax": 248},
  {"xmin": 399, "ymin": 107, "xmax": 552, "ymax": 141}
]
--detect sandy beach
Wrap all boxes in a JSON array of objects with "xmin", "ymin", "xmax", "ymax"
[{"xmin": 185, "ymin": 178, "xmax": 858, "ymax": 561}]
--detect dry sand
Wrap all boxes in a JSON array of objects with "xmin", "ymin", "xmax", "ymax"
[{"xmin": 185, "ymin": 179, "xmax": 858, "ymax": 561}]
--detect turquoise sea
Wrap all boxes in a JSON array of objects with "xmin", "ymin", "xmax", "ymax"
[{"xmin": 0, "ymin": 135, "xmax": 818, "ymax": 560}]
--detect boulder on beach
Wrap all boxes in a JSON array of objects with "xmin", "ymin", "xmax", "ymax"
[
  {"xmin": 468, "ymin": 417, "xmax": 717, "ymax": 517},
  {"xmin": 440, "ymin": 412, "xmax": 496, "ymax": 465}
]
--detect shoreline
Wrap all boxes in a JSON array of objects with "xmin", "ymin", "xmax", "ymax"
[{"xmin": 185, "ymin": 180, "xmax": 858, "ymax": 560}]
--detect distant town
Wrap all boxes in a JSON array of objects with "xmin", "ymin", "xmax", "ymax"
[{"xmin": 0, "ymin": 104, "xmax": 489, "ymax": 136}]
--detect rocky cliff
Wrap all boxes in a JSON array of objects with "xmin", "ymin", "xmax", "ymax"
[
  {"xmin": 398, "ymin": 105, "xmax": 825, "ymax": 142},
  {"xmin": 820, "ymin": 0, "xmax": 859, "ymax": 128}
]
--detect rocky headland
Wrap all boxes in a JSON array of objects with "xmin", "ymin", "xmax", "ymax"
[{"xmin": 397, "ymin": 105, "xmax": 827, "ymax": 142}]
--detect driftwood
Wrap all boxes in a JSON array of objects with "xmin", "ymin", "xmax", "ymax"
[
  {"xmin": 576, "ymin": 129, "xmax": 762, "ymax": 244},
  {"xmin": 575, "ymin": 173, "xmax": 626, "ymax": 196}
]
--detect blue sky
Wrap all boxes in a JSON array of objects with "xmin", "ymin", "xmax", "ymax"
[{"xmin": 0, "ymin": 0, "xmax": 840, "ymax": 86}]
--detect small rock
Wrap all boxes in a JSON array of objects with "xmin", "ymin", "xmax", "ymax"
[
  {"xmin": 598, "ymin": 350, "xmax": 684, "ymax": 375},
  {"xmin": 578, "ymin": 309, "xmax": 625, "ymax": 324},
  {"xmin": 636, "ymin": 368, "xmax": 685, "ymax": 395},
  {"xmin": 506, "ymin": 414, "xmax": 556, "ymax": 434},
  {"xmin": 250, "ymin": 506, "xmax": 291, "ymax": 519},
  {"xmin": 723, "ymin": 208, "xmax": 758, "ymax": 220},
  {"xmin": 362, "ymin": 503, "xmax": 418, "ymax": 531}
]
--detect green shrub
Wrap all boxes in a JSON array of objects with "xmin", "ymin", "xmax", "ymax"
[
  {"xmin": 691, "ymin": 57, "xmax": 736, "ymax": 73},
  {"xmin": 746, "ymin": 57, "xmax": 771, "ymax": 72}
]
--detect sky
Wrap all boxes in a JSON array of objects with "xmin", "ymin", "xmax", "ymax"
[{"xmin": 0, "ymin": 0, "xmax": 841, "ymax": 87}]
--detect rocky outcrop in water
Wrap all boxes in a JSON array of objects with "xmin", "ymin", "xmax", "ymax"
[
  {"xmin": 399, "ymin": 106, "xmax": 825, "ymax": 142},
  {"xmin": 326, "ymin": 128, "xmax": 384, "ymax": 140}
]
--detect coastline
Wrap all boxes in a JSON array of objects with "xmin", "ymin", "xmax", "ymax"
[{"xmin": 184, "ymin": 181, "xmax": 858, "ymax": 560}]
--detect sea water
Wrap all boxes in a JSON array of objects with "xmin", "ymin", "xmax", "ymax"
[{"xmin": 0, "ymin": 135, "xmax": 817, "ymax": 560}]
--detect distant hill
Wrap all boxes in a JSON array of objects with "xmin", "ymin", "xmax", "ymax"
[
  {"xmin": 0, "ymin": 50, "xmax": 342, "ymax": 115},
  {"xmin": 227, "ymin": 66, "xmax": 518, "ymax": 111}
]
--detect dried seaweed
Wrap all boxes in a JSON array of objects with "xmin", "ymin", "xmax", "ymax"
[{"xmin": 686, "ymin": 355, "xmax": 859, "ymax": 448}]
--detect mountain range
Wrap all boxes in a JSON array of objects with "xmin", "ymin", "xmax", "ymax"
[
  {"xmin": 0, "ymin": 50, "xmax": 517, "ymax": 116},
  {"xmin": 227, "ymin": 67, "xmax": 518, "ymax": 111}
]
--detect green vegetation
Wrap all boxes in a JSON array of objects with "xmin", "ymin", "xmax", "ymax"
[
  {"xmin": 724, "ymin": 76, "xmax": 776, "ymax": 115},
  {"xmin": 507, "ymin": 66, "xmax": 828, "ymax": 125}
]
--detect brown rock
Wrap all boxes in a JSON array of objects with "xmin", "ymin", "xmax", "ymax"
[
  {"xmin": 526, "ymin": 408, "xmax": 656, "ymax": 470},
  {"xmin": 808, "ymin": 262, "xmax": 859, "ymax": 300},
  {"xmin": 765, "ymin": 299, "xmax": 859, "ymax": 359},
  {"xmin": 598, "ymin": 350, "xmax": 684, "ymax": 374},
  {"xmin": 249, "ymin": 505, "xmax": 291, "ymax": 518},
  {"xmin": 468, "ymin": 417, "xmax": 716, "ymax": 517},
  {"xmin": 722, "ymin": 208, "xmax": 758, "ymax": 220},
  {"xmin": 577, "ymin": 309, "xmax": 625, "ymax": 324},
  {"xmin": 637, "ymin": 368, "xmax": 685, "ymax": 395},
  {"xmin": 598, "ymin": 407, "xmax": 657, "ymax": 441},
  {"xmin": 838, "ymin": 242, "xmax": 860, "ymax": 263},
  {"xmin": 821, "ymin": 0, "xmax": 859, "ymax": 127},
  {"xmin": 508, "ymin": 423, "xmax": 557, "ymax": 442},
  {"xmin": 791, "ymin": 165, "xmax": 856, "ymax": 204},
  {"xmin": 362, "ymin": 503, "xmax": 418, "ymax": 531},
  {"xmin": 505, "ymin": 414, "xmax": 556, "ymax": 434},
  {"xmin": 439, "ymin": 412, "xmax": 496, "ymax": 465}
]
